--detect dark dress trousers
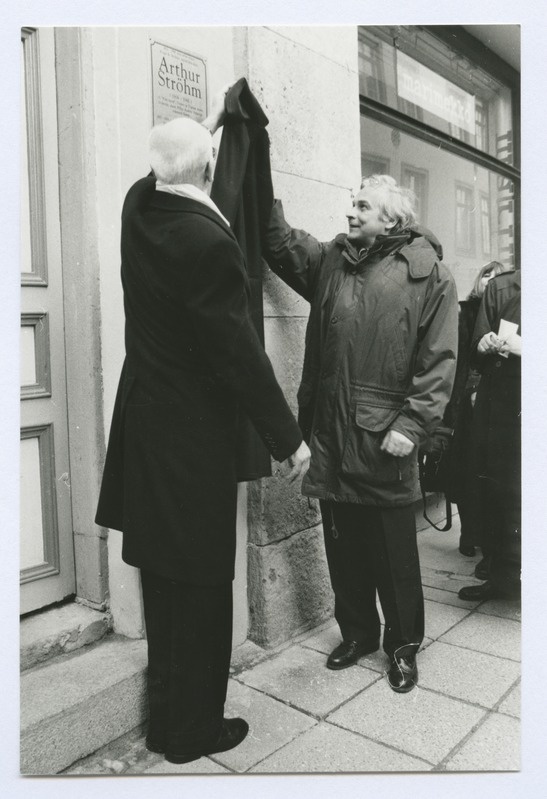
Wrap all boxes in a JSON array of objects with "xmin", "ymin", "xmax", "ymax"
[{"xmin": 95, "ymin": 177, "xmax": 302, "ymax": 753}]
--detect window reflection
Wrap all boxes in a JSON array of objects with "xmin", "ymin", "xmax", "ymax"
[
  {"xmin": 358, "ymin": 27, "xmax": 514, "ymax": 166},
  {"xmin": 361, "ymin": 116, "xmax": 515, "ymax": 298}
]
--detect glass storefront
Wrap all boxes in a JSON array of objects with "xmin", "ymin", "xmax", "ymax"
[
  {"xmin": 359, "ymin": 26, "xmax": 514, "ymax": 166},
  {"xmin": 361, "ymin": 116, "xmax": 515, "ymax": 299},
  {"xmin": 358, "ymin": 26, "xmax": 519, "ymax": 299}
]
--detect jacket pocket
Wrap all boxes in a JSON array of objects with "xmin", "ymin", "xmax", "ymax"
[{"xmin": 340, "ymin": 402, "xmax": 402, "ymax": 485}]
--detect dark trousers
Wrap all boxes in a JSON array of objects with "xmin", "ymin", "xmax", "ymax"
[
  {"xmin": 478, "ymin": 480, "xmax": 521, "ymax": 595},
  {"xmin": 455, "ymin": 475, "xmax": 483, "ymax": 548},
  {"xmin": 140, "ymin": 570, "xmax": 233, "ymax": 755},
  {"xmin": 320, "ymin": 501, "xmax": 424, "ymax": 658}
]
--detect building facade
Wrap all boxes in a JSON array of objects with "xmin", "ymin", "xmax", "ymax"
[{"xmin": 20, "ymin": 24, "xmax": 520, "ymax": 650}]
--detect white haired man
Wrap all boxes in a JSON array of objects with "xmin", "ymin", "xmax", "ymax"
[
  {"xmin": 96, "ymin": 93, "xmax": 310, "ymax": 763},
  {"xmin": 264, "ymin": 175, "xmax": 458, "ymax": 691}
]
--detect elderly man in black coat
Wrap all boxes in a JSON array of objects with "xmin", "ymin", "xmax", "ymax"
[{"xmin": 95, "ymin": 91, "xmax": 309, "ymax": 765}]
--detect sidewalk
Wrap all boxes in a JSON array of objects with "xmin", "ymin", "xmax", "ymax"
[{"xmin": 65, "ymin": 514, "xmax": 520, "ymax": 775}]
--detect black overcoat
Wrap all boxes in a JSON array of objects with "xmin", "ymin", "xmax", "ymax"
[
  {"xmin": 470, "ymin": 270, "xmax": 521, "ymax": 491},
  {"xmin": 95, "ymin": 178, "xmax": 302, "ymax": 584}
]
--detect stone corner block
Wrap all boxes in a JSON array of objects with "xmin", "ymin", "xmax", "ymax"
[{"xmin": 247, "ymin": 524, "xmax": 333, "ymax": 648}]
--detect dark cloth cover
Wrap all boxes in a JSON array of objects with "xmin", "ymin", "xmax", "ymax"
[{"xmin": 211, "ymin": 78, "xmax": 275, "ymax": 481}]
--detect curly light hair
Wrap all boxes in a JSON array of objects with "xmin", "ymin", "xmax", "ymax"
[{"xmin": 360, "ymin": 174, "xmax": 417, "ymax": 230}]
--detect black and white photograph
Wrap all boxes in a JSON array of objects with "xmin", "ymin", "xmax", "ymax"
[{"xmin": 3, "ymin": 2, "xmax": 546, "ymax": 797}]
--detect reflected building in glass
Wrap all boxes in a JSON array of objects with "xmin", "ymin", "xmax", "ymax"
[{"xmin": 358, "ymin": 26, "xmax": 519, "ymax": 298}]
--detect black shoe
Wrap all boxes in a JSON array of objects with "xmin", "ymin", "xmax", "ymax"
[
  {"xmin": 145, "ymin": 736, "xmax": 165, "ymax": 754},
  {"xmin": 474, "ymin": 557, "xmax": 490, "ymax": 581},
  {"xmin": 459, "ymin": 540, "xmax": 476, "ymax": 557},
  {"xmin": 458, "ymin": 581, "xmax": 502, "ymax": 601},
  {"xmin": 164, "ymin": 718, "xmax": 249, "ymax": 765},
  {"xmin": 387, "ymin": 654, "xmax": 418, "ymax": 693},
  {"xmin": 326, "ymin": 639, "xmax": 379, "ymax": 670}
]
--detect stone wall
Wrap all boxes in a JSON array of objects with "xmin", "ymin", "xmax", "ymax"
[{"xmin": 244, "ymin": 26, "xmax": 362, "ymax": 647}]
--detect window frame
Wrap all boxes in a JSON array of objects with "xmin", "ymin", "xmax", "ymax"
[{"xmin": 358, "ymin": 25, "xmax": 520, "ymax": 267}]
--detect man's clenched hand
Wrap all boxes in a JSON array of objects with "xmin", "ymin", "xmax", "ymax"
[
  {"xmin": 380, "ymin": 430, "xmax": 415, "ymax": 457},
  {"xmin": 284, "ymin": 441, "xmax": 311, "ymax": 484}
]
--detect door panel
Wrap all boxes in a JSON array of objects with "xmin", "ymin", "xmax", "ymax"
[{"xmin": 20, "ymin": 28, "xmax": 75, "ymax": 614}]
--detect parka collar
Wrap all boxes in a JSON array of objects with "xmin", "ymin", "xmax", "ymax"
[{"xmin": 339, "ymin": 225, "xmax": 440, "ymax": 278}]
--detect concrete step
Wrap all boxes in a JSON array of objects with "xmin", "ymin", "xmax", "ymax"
[
  {"xmin": 21, "ymin": 635, "xmax": 147, "ymax": 775},
  {"xmin": 21, "ymin": 602, "xmax": 111, "ymax": 671}
]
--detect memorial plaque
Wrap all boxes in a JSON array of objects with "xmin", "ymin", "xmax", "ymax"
[{"xmin": 150, "ymin": 40, "xmax": 207, "ymax": 125}]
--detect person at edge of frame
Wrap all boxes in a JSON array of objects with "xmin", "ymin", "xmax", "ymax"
[
  {"xmin": 458, "ymin": 268, "xmax": 521, "ymax": 603},
  {"xmin": 95, "ymin": 86, "xmax": 310, "ymax": 765},
  {"xmin": 442, "ymin": 260, "xmax": 506, "ymax": 564},
  {"xmin": 262, "ymin": 171, "xmax": 458, "ymax": 693}
]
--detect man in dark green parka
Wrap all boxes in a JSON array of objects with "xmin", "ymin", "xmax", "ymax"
[{"xmin": 264, "ymin": 175, "xmax": 458, "ymax": 691}]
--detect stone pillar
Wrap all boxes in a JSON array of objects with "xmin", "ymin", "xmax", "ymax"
[{"xmin": 244, "ymin": 27, "xmax": 362, "ymax": 647}]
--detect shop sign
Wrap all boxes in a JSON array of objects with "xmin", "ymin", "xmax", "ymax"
[
  {"xmin": 150, "ymin": 40, "xmax": 207, "ymax": 125},
  {"xmin": 397, "ymin": 51, "xmax": 475, "ymax": 135}
]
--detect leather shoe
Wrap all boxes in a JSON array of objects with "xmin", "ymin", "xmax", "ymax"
[
  {"xmin": 458, "ymin": 581, "xmax": 519, "ymax": 602},
  {"xmin": 387, "ymin": 654, "xmax": 418, "ymax": 693},
  {"xmin": 326, "ymin": 639, "xmax": 379, "ymax": 670},
  {"xmin": 164, "ymin": 718, "xmax": 249, "ymax": 764}
]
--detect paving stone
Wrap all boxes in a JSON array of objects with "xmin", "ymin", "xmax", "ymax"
[
  {"xmin": 236, "ymin": 645, "xmax": 380, "ymax": 717},
  {"xmin": 211, "ymin": 679, "xmax": 316, "ymax": 772},
  {"xmin": 418, "ymin": 642, "xmax": 520, "ymax": 708},
  {"xmin": 476, "ymin": 598, "xmax": 522, "ymax": 622},
  {"xmin": 229, "ymin": 639, "xmax": 271, "ymax": 676},
  {"xmin": 328, "ymin": 680, "xmax": 486, "ymax": 765},
  {"xmin": 440, "ymin": 614, "xmax": 521, "ymax": 661},
  {"xmin": 423, "ymin": 585, "xmax": 481, "ymax": 609},
  {"xmin": 497, "ymin": 682, "xmax": 521, "ymax": 718},
  {"xmin": 421, "ymin": 567, "xmax": 483, "ymax": 594},
  {"xmin": 143, "ymin": 757, "xmax": 231, "ymax": 774},
  {"xmin": 418, "ymin": 525, "xmax": 479, "ymax": 578},
  {"xmin": 65, "ymin": 760, "xmax": 116, "ymax": 775},
  {"xmin": 424, "ymin": 599, "xmax": 472, "ymax": 640},
  {"xmin": 443, "ymin": 713, "xmax": 520, "ymax": 771},
  {"xmin": 300, "ymin": 621, "xmax": 340, "ymax": 654},
  {"xmin": 249, "ymin": 721, "xmax": 429, "ymax": 773}
]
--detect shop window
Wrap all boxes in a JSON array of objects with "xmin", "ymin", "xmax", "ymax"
[
  {"xmin": 480, "ymin": 192, "xmax": 492, "ymax": 257},
  {"xmin": 401, "ymin": 164, "xmax": 428, "ymax": 226},
  {"xmin": 358, "ymin": 37, "xmax": 388, "ymax": 104},
  {"xmin": 361, "ymin": 154, "xmax": 390, "ymax": 179},
  {"xmin": 359, "ymin": 116, "xmax": 515, "ymax": 298},
  {"xmin": 455, "ymin": 183, "xmax": 475, "ymax": 256},
  {"xmin": 475, "ymin": 100, "xmax": 488, "ymax": 153},
  {"xmin": 358, "ymin": 26, "xmax": 514, "ymax": 165}
]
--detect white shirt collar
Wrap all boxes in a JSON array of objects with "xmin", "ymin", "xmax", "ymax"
[{"xmin": 155, "ymin": 182, "xmax": 230, "ymax": 227}]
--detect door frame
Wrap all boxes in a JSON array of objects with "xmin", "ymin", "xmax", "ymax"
[{"xmin": 53, "ymin": 27, "xmax": 109, "ymax": 610}]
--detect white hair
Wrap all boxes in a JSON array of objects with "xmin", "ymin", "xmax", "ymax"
[
  {"xmin": 360, "ymin": 174, "xmax": 417, "ymax": 229},
  {"xmin": 148, "ymin": 117, "xmax": 213, "ymax": 186}
]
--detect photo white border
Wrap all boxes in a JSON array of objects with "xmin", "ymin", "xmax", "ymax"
[{"xmin": 2, "ymin": 2, "xmax": 545, "ymax": 797}]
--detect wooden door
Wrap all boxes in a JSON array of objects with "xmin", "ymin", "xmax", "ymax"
[{"xmin": 20, "ymin": 28, "xmax": 76, "ymax": 614}]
